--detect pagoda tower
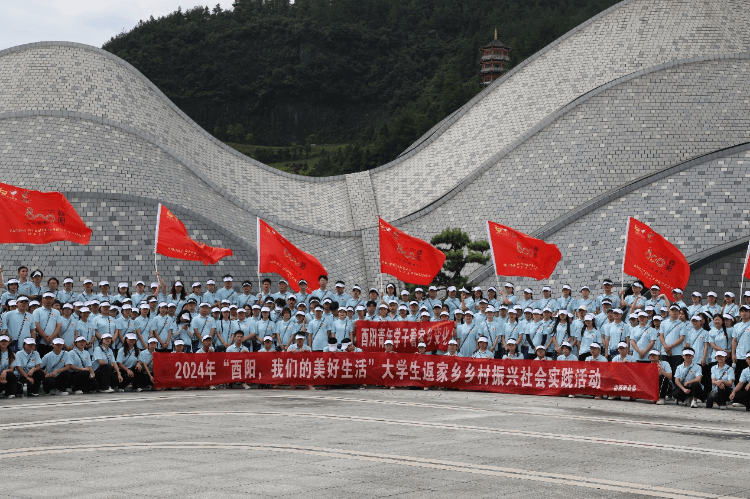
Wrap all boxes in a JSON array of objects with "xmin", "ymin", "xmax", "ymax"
[{"xmin": 479, "ymin": 30, "xmax": 511, "ymax": 85}]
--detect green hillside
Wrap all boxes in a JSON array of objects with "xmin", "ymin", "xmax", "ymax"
[{"xmin": 104, "ymin": 0, "xmax": 620, "ymax": 176}]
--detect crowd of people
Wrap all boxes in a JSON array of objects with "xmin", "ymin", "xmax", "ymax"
[{"xmin": 0, "ymin": 265, "xmax": 749, "ymax": 410}]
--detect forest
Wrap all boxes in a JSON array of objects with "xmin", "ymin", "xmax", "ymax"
[{"xmin": 104, "ymin": 0, "xmax": 620, "ymax": 176}]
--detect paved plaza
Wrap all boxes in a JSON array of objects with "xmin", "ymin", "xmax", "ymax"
[{"xmin": 1, "ymin": 389, "xmax": 748, "ymax": 498}]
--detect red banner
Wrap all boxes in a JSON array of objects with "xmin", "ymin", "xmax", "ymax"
[
  {"xmin": 154, "ymin": 353, "xmax": 659, "ymax": 400},
  {"xmin": 257, "ymin": 218, "xmax": 327, "ymax": 293},
  {"xmin": 355, "ymin": 320, "xmax": 454, "ymax": 352},
  {"xmin": 486, "ymin": 221, "xmax": 561, "ymax": 280},
  {"xmin": 743, "ymin": 242, "xmax": 750, "ymax": 280},
  {"xmin": 379, "ymin": 217, "xmax": 446, "ymax": 285},
  {"xmin": 155, "ymin": 204, "xmax": 233, "ymax": 265},
  {"xmin": 623, "ymin": 218, "xmax": 689, "ymax": 301},
  {"xmin": 0, "ymin": 182, "xmax": 91, "ymax": 245}
]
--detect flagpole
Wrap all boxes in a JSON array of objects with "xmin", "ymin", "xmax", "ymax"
[
  {"xmin": 621, "ymin": 217, "xmax": 631, "ymax": 298},
  {"xmin": 154, "ymin": 204, "xmax": 162, "ymax": 275},
  {"xmin": 257, "ymin": 217, "xmax": 262, "ymax": 300},
  {"xmin": 485, "ymin": 221, "xmax": 502, "ymax": 292}
]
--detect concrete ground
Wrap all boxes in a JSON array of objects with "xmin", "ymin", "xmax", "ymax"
[{"xmin": 1, "ymin": 388, "xmax": 748, "ymax": 498}]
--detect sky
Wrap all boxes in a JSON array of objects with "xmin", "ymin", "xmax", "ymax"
[{"xmin": 0, "ymin": 0, "xmax": 228, "ymax": 51}]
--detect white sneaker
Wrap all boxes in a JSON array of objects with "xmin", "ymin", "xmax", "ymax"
[
  {"xmin": 118, "ymin": 389, "xmax": 125, "ymax": 393},
  {"xmin": 31, "ymin": 393, "xmax": 39, "ymax": 397},
  {"xmin": 58, "ymin": 390, "xmax": 68, "ymax": 396},
  {"xmin": 209, "ymin": 386, "xmax": 216, "ymax": 390},
  {"xmin": 656, "ymin": 398, "xmax": 665, "ymax": 405},
  {"xmin": 690, "ymin": 398, "xmax": 698, "ymax": 408},
  {"xmin": 7, "ymin": 395, "xmax": 15, "ymax": 399},
  {"xmin": 74, "ymin": 390, "xmax": 83, "ymax": 395},
  {"xmin": 136, "ymin": 388, "xmax": 142, "ymax": 392},
  {"xmin": 733, "ymin": 403, "xmax": 742, "ymax": 408},
  {"xmin": 102, "ymin": 388, "xmax": 115, "ymax": 394},
  {"xmin": 568, "ymin": 394, "xmax": 575, "ymax": 398}
]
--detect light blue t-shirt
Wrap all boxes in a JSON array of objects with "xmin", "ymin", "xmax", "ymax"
[
  {"xmin": 739, "ymin": 367, "xmax": 750, "ymax": 385},
  {"xmin": 226, "ymin": 344, "xmax": 250, "ymax": 353},
  {"xmin": 710, "ymin": 363, "xmax": 734, "ymax": 392},
  {"xmin": 3, "ymin": 310, "xmax": 34, "ymax": 343},
  {"xmin": 40, "ymin": 350, "xmax": 68, "ymax": 374},
  {"xmin": 32, "ymin": 307, "xmax": 62, "ymax": 345},
  {"xmin": 15, "ymin": 349, "xmax": 41, "ymax": 373},
  {"xmin": 685, "ymin": 327, "xmax": 708, "ymax": 362},
  {"xmin": 457, "ymin": 322, "xmax": 478, "ymax": 357},
  {"xmin": 308, "ymin": 318, "xmax": 329, "ymax": 351},
  {"xmin": 92, "ymin": 346, "xmax": 116, "ymax": 371},
  {"xmin": 579, "ymin": 328, "xmax": 602, "ymax": 354},
  {"xmin": 116, "ymin": 347, "xmax": 140, "ymax": 369},
  {"xmin": 708, "ymin": 327, "xmax": 731, "ymax": 363},
  {"xmin": 675, "ymin": 363, "xmax": 702, "ymax": 384},
  {"xmin": 733, "ymin": 321, "xmax": 750, "ymax": 357},
  {"xmin": 65, "ymin": 348, "xmax": 93, "ymax": 369}
]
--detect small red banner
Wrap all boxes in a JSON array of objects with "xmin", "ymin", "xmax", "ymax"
[
  {"xmin": 486, "ymin": 221, "xmax": 561, "ymax": 280},
  {"xmin": 355, "ymin": 320, "xmax": 455, "ymax": 352},
  {"xmin": 379, "ymin": 217, "xmax": 446, "ymax": 285},
  {"xmin": 154, "ymin": 353, "xmax": 659, "ymax": 400},
  {"xmin": 155, "ymin": 204, "xmax": 233, "ymax": 265}
]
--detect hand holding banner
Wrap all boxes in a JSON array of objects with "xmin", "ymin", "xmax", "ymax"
[
  {"xmin": 486, "ymin": 221, "xmax": 561, "ymax": 280},
  {"xmin": 379, "ymin": 217, "xmax": 446, "ymax": 285},
  {"xmin": 0, "ymin": 182, "xmax": 91, "ymax": 245},
  {"xmin": 622, "ymin": 217, "xmax": 689, "ymax": 301},
  {"xmin": 257, "ymin": 218, "xmax": 327, "ymax": 292},
  {"xmin": 155, "ymin": 204, "xmax": 233, "ymax": 265}
]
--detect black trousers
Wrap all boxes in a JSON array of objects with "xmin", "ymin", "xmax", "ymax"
[
  {"xmin": 118, "ymin": 369, "xmax": 135, "ymax": 389},
  {"xmin": 36, "ymin": 343, "xmax": 53, "ymax": 358},
  {"xmin": 706, "ymin": 387, "xmax": 733, "ymax": 408},
  {"xmin": 664, "ymin": 355, "xmax": 682, "ymax": 375},
  {"xmin": 733, "ymin": 388, "xmax": 750, "ymax": 409},
  {"xmin": 42, "ymin": 371, "xmax": 71, "ymax": 394},
  {"xmin": 672, "ymin": 382, "xmax": 704, "ymax": 403},
  {"xmin": 734, "ymin": 359, "xmax": 748, "ymax": 386},
  {"xmin": 133, "ymin": 369, "xmax": 153, "ymax": 389},
  {"xmin": 703, "ymin": 362, "xmax": 715, "ymax": 394},
  {"xmin": 578, "ymin": 352, "xmax": 592, "ymax": 362},
  {"xmin": 95, "ymin": 364, "xmax": 118, "ymax": 390},
  {"xmin": 0, "ymin": 372, "xmax": 18, "ymax": 396},
  {"xmin": 70, "ymin": 371, "xmax": 98, "ymax": 393},
  {"xmin": 20, "ymin": 370, "xmax": 45, "ymax": 394},
  {"xmin": 658, "ymin": 375, "xmax": 672, "ymax": 399}
]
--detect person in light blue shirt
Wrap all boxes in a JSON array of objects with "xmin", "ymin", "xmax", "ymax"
[
  {"xmin": 524, "ymin": 310, "xmax": 546, "ymax": 359},
  {"xmin": 707, "ymin": 315, "xmax": 732, "ymax": 364},
  {"xmin": 729, "ymin": 352, "xmax": 750, "ymax": 410},
  {"xmin": 647, "ymin": 349, "xmax": 673, "ymax": 403},
  {"xmin": 202, "ymin": 280, "xmax": 218, "ymax": 306},
  {"xmin": 271, "ymin": 279, "xmax": 291, "ymax": 302},
  {"xmin": 631, "ymin": 314, "xmax": 658, "ymax": 361},
  {"xmin": 500, "ymin": 310, "xmax": 522, "ymax": 354},
  {"xmin": 346, "ymin": 285, "xmax": 365, "ymax": 311},
  {"xmin": 595, "ymin": 279, "xmax": 621, "ymax": 313},
  {"xmin": 76, "ymin": 280, "xmax": 97, "ymax": 304},
  {"xmin": 226, "ymin": 331, "xmax": 250, "ymax": 353},
  {"xmin": 443, "ymin": 286, "xmax": 460, "ymax": 315},
  {"xmin": 548, "ymin": 310, "xmax": 571, "ymax": 357},
  {"xmin": 311, "ymin": 276, "xmax": 334, "ymax": 303},
  {"xmin": 457, "ymin": 311, "xmax": 479, "ymax": 357},
  {"xmin": 732, "ymin": 305, "xmax": 750, "ymax": 383},
  {"xmin": 134, "ymin": 339, "xmax": 157, "ymax": 390},
  {"xmin": 701, "ymin": 291, "xmax": 721, "ymax": 317},
  {"xmin": 532, "ymin": 345, "xmax": 549, "ymax": 361},
  {"xmin": 113, "ymin": 334, "xmax": 139, "ymax": 390},
  {"xmin": 4, "ymin": 297, "xmax": 34, "ymax": 348},
  {"xmin": 40, "ymin": 338, "xmax": 70, "ymax": 395},
  {"xmin": 331, "ymin": 308, "xmax": 353, "ymax": 345},
  {"xmin": 611, "ymin": 342, "xmax": 636, "ymax": 362},
  {"xmin": 575, "ymin": 286, "xmax": 595, "ymax": 314},
  {"xmin": 472, "ymin": 337, "xmax": 494, "ymax": 359},
  {"xmin": 687, "ymin": 292, "xmax": 703, "ymax": 318},
  {"xmin": 1, "ymin": 280, "xmax": 19, "ymax": 312},
  {"xmin": 603, "ymin": 309, "xmax": 627, "ymax": 359},
  {"xmin": 20, "ymin": 269, "xmax": 45, "ymax": 299},
  {"xmin": 534, "ymin": 287, "xmax": 556, "ymax": 313},
  {"xmin": 237, "ymin": 281, "xmax": 257, "ymax": 309},
  {"xmin": 670, "ymin": 289, "xmax": 687, "ymax": 310},
  {"xmin": 644, "ymin": 285, "xmax": 667, "ymax": 312},
  {"xmin": 721, "ymin": 292, "xmax": 739, "ymax": 318},
  {"xmin": 133, "ymin": 305, "xmax": 154, "ymax": 350},
  {"xmin": 275, "ymin": 308, "xmax": 299, "ymax": 349},
  {"xmin": 556, "ymin": 284, "xmax": 574, "ymax": 314},
  {"xmin": 213, "ymin": 307, "xmax": 236, "ymax": 352},
  {"xmin": 706, "ymin": 351, "xmax": 734, "ymax": 409},
  {"xmin": 585, "ymin": 343, "xmax": 608, "ymax": 363},
  {"xmin": 92, "ymin": 334, "xmax": 121, "ymax": 392},
  {"xmin": 486, "ymin": 287, "xmax": 500, "ymax": 311},
  {"xmin": 623, "ymin": 281, "xmax": 646, "ymax": 313},
  {"xmin": 517, "ymin": 288, "xmax": 534, "ymax": 312},
  {"xmin": 595, "ymin": 302, "xmax": 612, "ymax": 330},
  {"xmin": 578, "ymin": 314, "xmax": 602, "ymax": 361},
  {"xmin": 556, "ymin": 342, "xmax": 577, "ymax": 361},
  {"xmin": 116, "ymin": 305, "xmax": 137, "ymax": 348},
  {"xmin": 483, "ymin": 307, "xmax": 502, "ymax": 358},
  {"xmin": 0, "ymin": 335, "xmax": 18, "ymax": 397},
  {"xmin": 151, "ymin": 304, "xmax": 174, "ymax": 352},
  {"xmin": 190, "ymin": 303, "xmax": 215, "ymax": 352},
  {"xmin": 65, "ymin": 336, "xmax": 98, "ymax": 394},
  {"xmin": 129, "ymin": 281, "xmax": 147, "ymax": 309},
  {"xmin": 658, "ymin": 305, "xmax": 684, "ymax": 370},
  {"xmin": 215, "ymin": 276, "xmax": 238, "ymax": 305},
  {"xmin": 308, "ymin": 306, "xmax": 330, "ymax": 351},
  {"xmin": 502, "ymin": 339, "xmax": 523, "ymax": 359},
  {"xmin": 684, "ymin": 315, "xmax": 710, "ymax": 388},
  {"xmin": 96, "ymin": 281, "xmax": 114, "ymax": 305},
  {"xmin": 15, "ymin": 338, "xmax": 43, "ymax": 396},
  {"xmin": 94, "ymin": 303, "xmax": 118, "ymax": 348},
  {"xmin": 331, "ymin": 281, "xmax": 350, "ymax": 308},
  {"xmin": 74, "ymin": 307, "xmax": 96, "ymax": 352}
]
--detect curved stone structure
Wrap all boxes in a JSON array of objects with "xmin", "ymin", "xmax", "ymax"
[{"xmin": 1, "ymin": 0, "xmax": 749, "ymax": 289}]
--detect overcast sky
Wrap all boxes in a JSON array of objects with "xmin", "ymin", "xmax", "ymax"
[{"xmin": 0, "ymin": 1, "xmax": 228, "ymax": 51}]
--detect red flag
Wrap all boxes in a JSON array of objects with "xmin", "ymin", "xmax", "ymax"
[
  {"xmin": 486, "ymin": 221, "xmax": 561, "ymax": 280},
  {"xmin": 743, "ymin": 242, "xmax": 750, "ymax": 281},
  {"xmin": 257, "ymin": 218, "xmax": 326, "ymax": 293},
  {"xmin": 154, "ymin": 204, "xmax": 232, "ymax": 265},
  {"xmin": 378, "ymin": 217, "xmax": 445, "ymax": 285},
  {"xmin": 0, "ymin": 182, "xmax": 91, "ymax": 245},
  {"xmin": 623, "ymin": 217, "xmax": 689, "ymax": 301}
]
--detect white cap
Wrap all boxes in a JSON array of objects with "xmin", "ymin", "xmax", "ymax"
[
  {"xmin": 221, "ymin": 307, "xmax": 230, "ymax": 313},
  {"xmin": 692, "ymin": 291, "xmax": 702, "ymax": 297},
  {"xmin": 447, "ymin": 286, "xmax": 456, "ymax": 292},
  {"xmin": 149, "ymin": 338, "xmax": 160, "ymax": 344},
  {"xmin": 63, "ymin": 278, "xmax": 74, "ymax": 284},
  {"xmin": 580, "ymin": 285, "xmax": 590, "ymax": 291},
  {"xmin": 100, "ymin": 301, "xmax": 110, "ymax": 307},
  {"xmin": 125, "ymin": 333, "xmax": 137, "ymax": 341},
  {"xmin": 504, "ymin": 283, "xmax": 514, "ymax": 288},
  {"xmin": 524, "ymin": 288, "xmax": 533, "ymax": 294},
  {"xmin": 557, "ymin": 310, "xmax": 568, "ymax": 317},
  {"xmin": 73, "ymin": 301, "xmax": 83, "ymax": 307},
  {"xmin": 83, "ymin": 279, "xmax": 93, "ymax": 285},
  {"xmin": 672, "ymin": 288, "xmax": 683, "ymax": 294},
  {"xmin": 401, "ymin": 290, "xmax": 409, "ymax": 295},
  {"xmin": 707, "ymin": 291, "xmax": 717, "ymax": 297},
  {"xmin": 122, "ymin": 304, "xmax": 132, "ymax": 310},
  {"xmin": 648, "ymin": 349, "xmax": 661, "ymax": 356},
  {"xmin": 506, "ymin": 339, "xmax": 517, "ymax": 345},
  {"xmin": 263, "ymin": 335, "xmax": 273, "ymax": 342},
  {"xmin": 652, "ymin": 315, "xmax": 662, "ymax": 322},
  {"xmin": 174, "ymin": 340, "xmax": 184, "ymax": 346},
  {"xmin": 79, "ymin": 307, "xmax": 90, "ymax": 313},
  {"xmin": 683, "ymin": 348, "xmax": 695, "ymax": 356},
  {"xmin": 98, "ymin": 281, "xmax": 109, "ymax": 287},
  {"xmin": 473, "ymin": 286, "xmax": 482, "ymax": 292},
  {"xmin": 562, "ymin": 284, "xmax": 571, "ymax": 291},
  {"xmin": 75, "ymin": 336, "xmax": 87, "ymax": 342},
  {"xmin": 414, "ymin": 288, "xmax": 423, "ymax": 293},
  {"xmin": 223, "ymin": 276, "xmax": 233, "ymax": 282},
  {"xmin": 617, "ymin": 342, "xmax": 628, "ymax": 349},
  {"xmin": 356, "ymin": 305, "xmax": 365, "ymax": 311},
  {"xmin": 644, "ymin": 305, "xmax": 654, "ymax": 311},
  {"xmin": 295, "ymin": 334, "xmax": 306, "ymax": 340},
  {"xmin": 398, "ymin": 305, "xmax": 408, "ymax": 311},
  {"xmin": 29, "ymin": 301, "xmax": 40, "ymax": 307},
  {"xmin": 148, "ymin": 297, "xmax": 157, "ymax": 303},
  {"xmin": 52, "ymin": 338, "xmax": 65, "ymax": 345},
  {"xmin": 192, "ymin": 282, "xmax": 202, "ymax": 288},
  {"xmin": 584, "ymin": 313, "xmax": 595, "ymax": 321},
  {"xmin": 532, "ymin": 309, "xmax": 542, "ymax": 315},
  {"xmin": 535, "ymin": 345, "xmax": 545, "ymax": 351},
  {"xmin": 448, "ymin": 339, "xmax": 457, "ymax": 345},
  {"xmin": 420, "ymin": 311, "xmax": 430, "ymax": 317},
  {"xmin": 7, "ymin": 300, "xmax": 16, "ymax": 307},
  {"xmin": 428, "ymin": 286, "xmax": 437, "ymax": 291},
  {"xmin": 63, "ymin": 303, "xmax": 74, "ymax": 310},
  {"xmin": 418, "ymin": 342, "xmax": 427, "ymax": 348},
  {"xmin": 140, "ymin": 303, "xmax": 150, "ymax": 310},
  {"xmin": 542, "ymin": 286, "xmax": 551, "ymax": 292},
  {"xmin": 6, "ymin": 279, "xmax": 19, "ymax": 285},
  {"xmin": 150, "ymin": 282, "xmax": 158, "ymax": 288},
  {"xmin": 589, "ymin": 342, "xmax": 601, "ymax": 349},
  {"xmin": 384, "ymin": 340, "xmax": 393, "ymax": 345},
  {"xmin": 158, "ymin": 302, "xmax": 168, "ymax": 308},
  {"xmin": 206, "ymin": 280, "xmax": 215, "ymax": 285},
  {"xmin": 690, "ymin": 315, "xmax": 702, "ymax": 322},
  {"xmin": 542, "ymin": 307, "xmax": 552, "ymax": 313},
  {"xmin": 42, "ymin": 292, "xmax": 55, "ymax": 298},
  {"xmin": 101, "ymin": 333, "xmax": 112, "ymax": 339},
  {"xmin": 352, "ymin": 285, "xmax": 362, "ymax": 291},
  {"xmin": 261, "ymin": 306, "xmax": 271, "ymax": 313},
  {"xmin": 464, "ymin": 310, "xmax": 474, "ymax": 316},
  {"xmin": 725, "ymin": 292, "xmax": 735, "ymax": 298},
  {"xmin": 486, "ymin": 306, "xmax": 496, "ymax": 313},
  {"xmin": 650, "ymin": 284, "xmax": 660, "ymax": 290},
  {"xmin": 715, "ymin": 351, "xmax": 728, "ymax": 357},
  {"xmin": 136, "ymin": 281, "xmax": 145, "ymax": 286},
  {"xmin": 477, "ymin": 336, "xmax": 488, "ymax": 343},
  {"xmin": 118, "ymin": 282, "xmax": 128, "ymax": 288}
]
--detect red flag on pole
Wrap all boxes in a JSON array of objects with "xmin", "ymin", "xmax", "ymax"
[
  {"xmin": 0, "ymin": 182, "xmax": 91, "ymax": 245},
  {"xmin": 154, "ymin": 204, "xmax": 233, "ymax": 265},
  {"xmin": 257, "ymin": 218, "xmax": 326, "ymax": 293},
  {"xmin": 378, "ymin": 217, "xmax": 446, "ymax": 285},
  {"xmin": 622, "ymin": 217, "xmax": 689, "ymax": 301},
  {"xmin": 743, "ymin": 242, "xmax": 750, "ymax": 280},
  {"xmin": 486, "ymin": 221, "xmax": 561, "ymax": 280}
]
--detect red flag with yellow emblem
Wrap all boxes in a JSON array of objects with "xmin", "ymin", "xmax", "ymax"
[
  {"xmin": 486, "ymin": 221, "xmax": 561, "ymax": 280},
  {"xmin": 257, "ymin": 218, "xmax": 326, "ymax": 292},
  {"xmin": 378, "ymin": 217, "xmax": 446, "ymax": 285}
]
